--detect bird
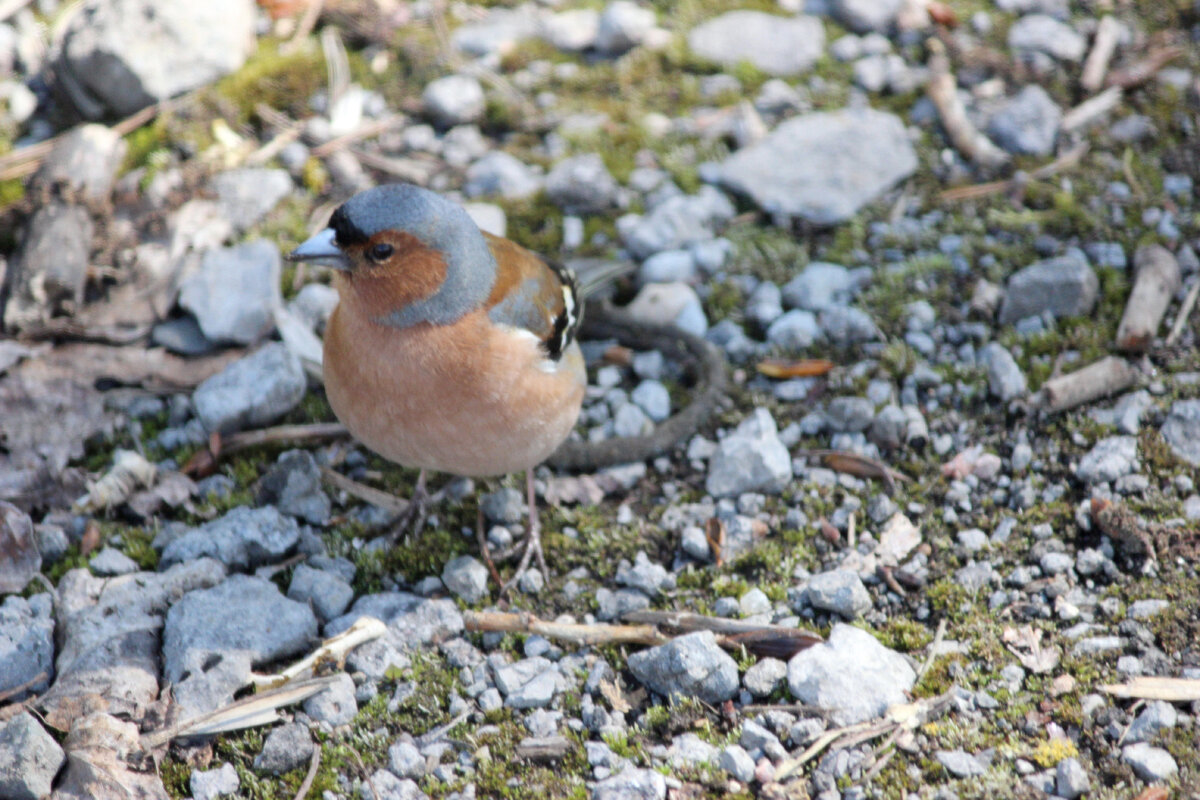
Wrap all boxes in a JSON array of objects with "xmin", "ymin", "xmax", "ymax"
[{"xmin": 288, "ymin": 182, "xmax": 590, "ymax": 591}]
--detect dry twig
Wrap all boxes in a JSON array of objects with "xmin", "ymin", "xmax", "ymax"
[
  {"xmin": 938, "ymin": 143, "xmax": 1088, "ymax": 202},
  {"xmin": 182, "ymin": 422, "xmax": 348, "ymax": 477},
  {"xmin": 1167, "ymin": 278, "xmax": 1200, "ymax": 346},
  {"xmin": 1060, "ymin": 86, "xmax": 1123, "ymax": 134},
  {"xmin": 293, "ymin": 745, "xmax": 322, "ymax": 800},
  {"xmin": 1116, "ymin": 245, "xmax": 1181, "ymax": 352},
  {"xmin": 465, "ymin": 610, "xmax": 666, "ymax": 647},
  {"xmin": 926, "ymin": 39, "xmax": 1009, "ymax": 170},
  {"xmin": 1081, "ymin": 15, "xmax": 1122, "ymax": 93},
  {"xmin": 1101, "ymin": 676, "xmax": 1200, "ymax": 702},
  {"xmin": 1037, "ymin": 356, "xmax": 1139, "ymax": 413}
]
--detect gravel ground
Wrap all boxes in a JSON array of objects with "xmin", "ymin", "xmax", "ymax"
[{"xmin": 0, "ymin": 0, "xmax": 1198, "ymax": 799}]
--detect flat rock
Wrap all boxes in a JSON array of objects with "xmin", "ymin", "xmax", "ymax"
[
  {"xmin": 0, "ymin": 712, "xmax": 66, "ymax": 800},
  {"xmin": 288, "ymin": 564, "xmax": 354, "ymax": 623},
  {"xmin": 163, "ymin": 575, "xmax": 318, "ymax": 716},
  {"xmin": 256, "ymin": 449, "xmax": 331, "ymax": 525},
  {"xmin": 706, "ymin": 408, "xmax": 792, "ymax": 497},
  {"xmin": 714, "ymin": 108, "xmax": 916, "ymax": 225},
  {"xmin": 1075, "ymin": 436, "xmax": 1138, "ymax": 484},
  {"xmin": 981, "ymin": 342, "xmax": 1027, "ymax": 401},
  {"xmin": 830, "ymin": 0, "xmax": 904, "ymax": 33},
  {"xmin": 806, "ymin": 569, "xmax": 872, "ymax": 618},
  {"xmin": 999, "ymin": 252, "xmax": 1099, "ymax": 325},
  {"xmin": 987, "ymin": 85, "xmax": 1061, "ymax": 156},
  {"xmin": 3, "ymin": 204, "xmax": 94, "ymax": 331},
  {"xmin": 32, "ymin": 123, "xmax": 127, "ymax": 202},
  {"xmin": 788, "ymin": 623, "xmax": 915, "ymax": 725},
  {"xmin": 254, "ymin": 721, "xmax": 314, "ymax": 775},
  {"xmin": 688, "ymin": 12, "xmax": 824, "ymax": 76},
  {"xmin": 210, "ymin": 169, "xmax": 293, "ymax": 233},
  {"xmin": 178, "ymin": 239, "xmax": 282, "ymax": 345},
  {"xmin": 1122, "ymin": 742, "xmax": 1177, "ymax": 782},
  {"xmin": 192, "ymin": 342, "xmax": 307, "ymax": 434},
  {"xmin": 423, "ymin": 74, "xmax": 485, "ymax": 127},
  {"xmin": 592, "ymin": 765, "xmax": 667, "ymax": 800},
  {"xmin": 0, "ymin": 594, "xmax": 54, "ymax": 700},
  {"xmin": 160, "ymin": 505, "xmax": 300, "ymax": 570},
  {"xmin": 1007, "ymin": 14, "xmax": 1085, "ymax": 61},
  {"xmin": 1161, "ymin": 399, "xmax": 1200, "ymax": 465},
  {"xmin": 628, "ymin": 630, "xmax": 739, "ymax": 703},
  {"xmin": 545, "ymin": 153, "xmax": 619, "ymax": 214},
  {"xmin": 54, "ymin": 0, "xmax": 256, "ymax": 117}
]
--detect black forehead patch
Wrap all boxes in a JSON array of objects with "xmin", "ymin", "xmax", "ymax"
[{"xmin": 329, "ymin": 203, "xmax": 369, "ymax": 246}]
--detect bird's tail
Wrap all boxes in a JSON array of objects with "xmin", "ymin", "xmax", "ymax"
[{"xmin": 568, "ymin": 257, "xmax": 636, "ymax": 299}]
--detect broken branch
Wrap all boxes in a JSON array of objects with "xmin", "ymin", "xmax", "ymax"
[
  {"xmin": 1080, "ymin": 15, "xmax": 1122, "ymax": 93},
  {"xmin": 1116, "ymin": 245, "xmax": 1181, "ymax": 352},
  {"xmin": 926, "ymin": 39, "xmax": 1010, "ymax": 171},
  {"xmin": 464, "ymin": 610, "xmax": 665, "ymax": 647},
  {"xmin": 1037, "ymin": 356, "xmax": 1139, "ymax": 413}
]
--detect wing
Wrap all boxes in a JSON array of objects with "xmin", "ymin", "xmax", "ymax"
[{"xmin": 482, "ymin": 233, "xmax": 580, "ymax": 361}]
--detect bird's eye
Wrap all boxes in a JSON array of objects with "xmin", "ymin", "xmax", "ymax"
[{"xmin": 367, "ymin": 242, "xmax": 394, "ymax": 263}]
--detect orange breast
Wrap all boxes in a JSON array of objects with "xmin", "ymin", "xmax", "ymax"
[{"xmin": 322, "ymin": 293, "xmax": 586, "ymax": 477}]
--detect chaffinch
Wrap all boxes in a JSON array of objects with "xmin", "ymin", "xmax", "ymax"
[{"xmin": 288, "ymin": 183, "xmax": 587, "ymax": 588}]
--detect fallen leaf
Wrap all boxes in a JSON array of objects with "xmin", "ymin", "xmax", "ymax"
[
  {"xmin": 597, "ymin": 678, "xmax": 632, "ymax": 714},
  {"xmin": 0, "ymin": 502, "xmax": 40, "ymax": 594},
  {"xmin": 1001, "ymin": 625, "xmax": 1060, "ymax": 674},
  {"xmin": 705, "ymin": 517, "xmax": 726, "ymax": 566},
  {"xmin": 817, "ymin": 451, "xmax": 909, "ymax": 494},
  {"xmin": 756, "ymin": 358, "xmax": 835, "ymax": 379}
]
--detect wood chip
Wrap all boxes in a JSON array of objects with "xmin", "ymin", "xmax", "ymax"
[
  {"xmin": 1115, "ymin": 245, "xmax": 1181, "ymax": 352},
  {"xmin": 756, "ymin": 358, "xmax": 835, "ymax": 379},
  {"xmin": 1038, "ymin": 356, "xmax": 1139, "ymax": 413}
]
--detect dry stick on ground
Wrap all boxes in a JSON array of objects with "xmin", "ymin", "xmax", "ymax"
[
  {"xmin": 1167, "ymin": 278, "xmax": 1200, "ymax": 346},
  {"xmin": 293, "ymin": 746, "xmax": 322, "ymax": 800},
  {"xmin": 516, "ymin": 736, "xmax": 572, "ymax": 762},
  {"xmin": 623, "ymin": 610, "xmax": 823, "ymax": 659},
  {"xmin": 319, "ymin": 466, "xmax": 410, "ymax": 517},
  {"xmin": 926, "ymin": 39, "xmax": 1010, "ymax": 171},
  {"xmin": 182, "ymin": 422, "xmax": 348, "ymax": 477},
  {"xmin": 1060, "ymin": 86, "xmax": 1124, "ymax": 134},
  {"xmin": 1116, "ymin": 245, "xmax": 1181, "ymax": 352},
  {"xmin": 793, "ymin": 450, "xmax": 910, "ymax": 495},
  {"xmin": 1037, "ymin": 356, "xmax": 1139, "ymax": 414},
  {"xmin": 938, "ymin": 143, "xmax": 1088, "ymax": 202},
  {"xmin": 1102, "ymin": 677, "xmax": 1200, "ymax": 702},
  {"xmin": 1107, "ymin": 44, "xmax": 1186, "ymax": 90},
  {"xmin": 465, "ymin": 610, "xmax": 667, "ymax": 648},
  {"xmin": 1081, "ymin": 15, "xmax": 1122, "ymax": 93},
  {"xmin": 283, "ymin": 0, "xmax": 325, "ymax": 54}
]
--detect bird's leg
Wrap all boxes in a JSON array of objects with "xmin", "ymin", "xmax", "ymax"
[
  {"xmin": 502, "ymin": 471, "xmax": 548, "ymax": 594},
  {"xmin": 387, "ymin": 469, "xmax": 431, "ymax": 544}
]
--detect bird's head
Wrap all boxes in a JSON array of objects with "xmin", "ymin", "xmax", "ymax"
[{"xmin": 288, "ymin": 183, "xmax": 497, "ymax": 328}]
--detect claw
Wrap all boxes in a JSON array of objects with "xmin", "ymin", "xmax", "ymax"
[
  {"xmin": 387, "ymin": 469, "xmax": 431, "ymax": 544},
  {"xmin": 501, "ymin": 471, "xmax": 547, "ymax": 595}
]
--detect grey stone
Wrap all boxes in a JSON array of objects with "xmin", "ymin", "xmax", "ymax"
[
  {"xmin": 627, "ymin": 631, "xmax": 739, "ymax": 703},
  {"xmin": 1071, "ymin": 636, "xmax": 1124, "ymax": 657},
  {"xmin": 639, "ymin": 250, "xmax": 698, "ymax": 285},
  {"xmin": 1128, "ymin": 599, "xmax": 1169, "ymax": 619},
  {"xmin": 593, "ymin": 765, "xmax": 667, "ymax": 800},
  {"xmin": 254, "ymin": 722, "xmax": 314, "ymax": 774},
  {"xmin": 618, "ymin": 187, "xmax": 734, "ymax": 259},
  {"xmin": 1125, "ymin": 700, "xmax": 1177, "ymax": 744},
  {"xmin": 668, "ymin": 733, "xmax": 717, "ymax": 766},
  {"xmin": 211, "ymin": 168, "xmax": 292, "ymax": 233},
  {"xmin": 494, "ymin": 657, "xmax": 558, "ymax": 709},
  {"xmin": 935, "ymin": 749, "xmax": 985, "ymax": 777},
  {"xmin": 1161, "ymin": 399, "xmax": 1200, "ymax": 465},
  {"xmin": 624, "ymin": 282, "xmax": 708, "ymax": 337},
  {"xmin": 745, "ymin": 281, "xmax": 784, "ymax": 328},
  {"xmin": 981, "ymin": 342, "xmax": 1026, "ymax": 401},
  {"xmin": 766, "ymin": 310, "xmax": 820, "ymax": 349},
  {"xmin": 706, "ymin": 408, "xmax": 792, "ymax": 497},
  {"xmin": 543, "ymin": 8, "xmax": 599, "ymax": 51},
  {"xmin": 546, "ymin": 154, "xmax": 619, "ymax": 214},
  {"xmin": 32, "ymin": 123, "xmax": 127, "ymax": 202},
  {"xmin": 1122, "ymin": 742, "xmax": 1177, "ymax": 782},
  {"xmin": 826, "ymin": 396, "xmax": 875, "ymax": 432},
  {"xmin": 289, "ymin": 283, "xmax": 339, "ymax": 333},
  {"xmin": 596, "ymin": 587, "xmax": 652, "ymax": 621},
  {"xmin": 739, "ymin": 588, "xmax": 771, "ymax": 616},
  {"xmin": 193, "ymin": 343, "xmax": 307, "ymax": 434},
  {"xmin": 831, "ymin": 0, "xmax": 904, "ymax": 33},
  {"xmin": 720, "ymin": 744, "xmax": 755, "ymax": 782},
  {"xmin": 988, "ymin": 85, "xmax": 1061, "ymax": 156},
  {"xmin": 163, "ymin": 575, "xmax": 318, "ymax": 715},
  {"xmin": 89, "ymin": 546, "xmax": 139, "ymax": 576},
  {"xmin": 715, "ymin": 108, "xmax": 916, "ymax": 225},
  {"xmin": 744, "ymin": 657, "xmax": 787, "ymax": 697},
  {"xmin": 1007, "ymin": 14, "xmax": 1086, "ymax": 61},
  {"xmin": 54, "ymin": 0, "xmax": 255, "ymax": 118},
  {"xmin": 160, "ymin": 505, "xmax": 300, "ymax": 570},
  {"xmin": 288, "ymin": 564, "xmax": 354, "ymax": 623},
  {"xmin": 631, "ymin": 380, "xmax": 671, "ymax": 422},
  {"xmin": 0, "ymin": 713, "xmax": 65, "ymax": 800},
  {"xmin": 819, "ymin": 306, "xmax": 879, "ymax": 343},
  {"xmin": 423, "ymin": 75, "xmax": 484, "ymax": 127},
  {"xmin": 481, "ymin": 487, "xmax": 526, "ymax": 524},
  {"xmin": 362, "ymin": 770, "xmax": 426, "ymax": 800},
  {"xmin": 782, "ymin": 262, "xmax": 855, "ymax": 311},
  {"xmin": 389, "ymin": 740, "xmax": 425, "ymax": 779},
  {"xmin": 191, "ymin": 762, "xmax": 239, "ymax": 800},
  {"xmin": 304, "ymin": 671, "xmax": 357, "ymax": 725},
  {"xmin": 464, "ymin": 151, "xmax": 543, "ymax": 199},
  {"xmin": 806, "ymin": 570, "xmax": 872, "ymax": 619},
  {"xmin": 0, "ymin": 595, "xmax": 54, "ymax": 700},
  {"xmin": 613, "ymin": 403, "xmax": 653, "ymax": 437},
  {"xmin": 451, "ymin": 6, "xmax": 539, "ymax": 57},
  {"xmin": 3, "ymin": 204, "xmax": 93, "ymax": 330},
  {"xmin": 442, "ymin": 555, "xmax": 490, "ymax": 604},
  {"xmin": 688, "ymin": 12, "xmax": 824, "ymax": 76},
  {"xmin": 1075, "ymin": 436, "xmax": 1138, "ymax": 484},
  {"xmin": 788, "ymin": 623, "xmax": 915, "ymax": 725},
  {"xmin": 616, "ymin": 551, "xmax": 675, "ymax": 596},
  {"xmin": 594, "ymin": 0, "xmax": 658, "ymax": 56},
  {"xmin": 257, "ymin": 449, "xmax": 331, "ymax": 525},
  {"xmin": 179, "ymin": 239, "xmax": 282, "ymax": 345},
  {"xmin": 999, "ymin": 252, "xmax": 1098, "ymax": 325},
  {"xmin": 1055, "ymin": 757, "xmax": 1090, "ymax": 799},
  {"xmin": 40, "ymin": 560, "xmax": 225, "ymax": 726},
  {"xmin": 152, "ymin": 315, "xmax": 214, "ymax": 356}
]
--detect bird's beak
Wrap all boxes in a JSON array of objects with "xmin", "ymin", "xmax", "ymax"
[{"xmin": 287, "ymin": 228, "xmax": 350, "ymax": 270}]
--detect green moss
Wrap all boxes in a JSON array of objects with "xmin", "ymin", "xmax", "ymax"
[{"xmin": 211, "ymin": 39, "xmax": 326, "ymax": 126}]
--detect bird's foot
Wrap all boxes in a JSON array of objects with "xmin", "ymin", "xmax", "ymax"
[
  {"xmin": 386, "ymin": 469, "xmax": 431, "ymax": 544},
  {"xmin": 500, "ymin": 472, "xmax": 549, "ymax": 596}
]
